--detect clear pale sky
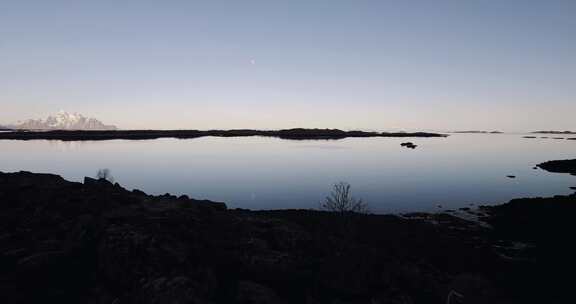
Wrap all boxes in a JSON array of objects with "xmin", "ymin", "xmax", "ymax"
[{"xmin": 1, "ymin": 0, "xmax": 575, "ymax": 131}]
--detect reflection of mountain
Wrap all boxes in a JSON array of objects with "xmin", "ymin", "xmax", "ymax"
[
  {"xmin": 11, "ymin": 112, "xmax": 117, "ymax": 131},
  {"xmin": 47, "ymin": 140, "xmax": 89, "ymax": 152}
]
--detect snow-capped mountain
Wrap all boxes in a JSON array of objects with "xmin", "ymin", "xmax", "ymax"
[{"xmin": 11, "ymin": 112, "xmax": 117, "ymax": 131}]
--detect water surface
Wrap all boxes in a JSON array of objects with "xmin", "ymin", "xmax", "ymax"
[{"xmin": 0, "ymin": 134, "xmax": 574, "ymax": 212}]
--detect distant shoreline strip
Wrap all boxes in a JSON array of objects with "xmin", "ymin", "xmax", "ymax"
[{"xmin": 0, "ymin": 128, "xmax": 447, "ymax": 141}]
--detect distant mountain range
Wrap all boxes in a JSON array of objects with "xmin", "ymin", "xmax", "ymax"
[{"xmin": 5, "ymin": 112, "xmax": 117, "ymax": 131}]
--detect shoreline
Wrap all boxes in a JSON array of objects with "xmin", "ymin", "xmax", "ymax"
[
  {"xmin": 0, "ymin": 128, "xmax": 447, "ymax": 141},
  {"xmin": 0, "ymin": 159, "xmax": 574, "ymax": 303}
]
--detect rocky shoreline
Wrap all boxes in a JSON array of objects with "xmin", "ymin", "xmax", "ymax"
[
  {"xmin": 2, "ymin": 157, "xmax": 575, "ymax": 303},
  {"xmin": 537, "ymin": 159, "xmax": 576, "ymax": 175},
  {"xmin": 2, "ymin": 167, "xmax": 574, "ymax": 303},
  {"xmin": 0, "ymin": 128, "xmax": 446, "ymax": 141}
]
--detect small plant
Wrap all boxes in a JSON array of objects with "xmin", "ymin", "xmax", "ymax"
[
  {"xmin": 96, "ymin": 168, "xmax": 115, "ymax": 183},
  {"xmin": 321, "ymin": 182, "xmax": 368, "ymax": 214}
]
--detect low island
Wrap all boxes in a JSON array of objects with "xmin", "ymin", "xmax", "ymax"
[
  {"xmin": 532, "ymin": 130, "xmax": 576, "ymax": 134},
  {"xmin": 0, "ymin": 128, "xmax": 446, "ymax": 141},
  {"xmin": 452, "ymin": 130, "xmax": 503, "ymax": 134}
]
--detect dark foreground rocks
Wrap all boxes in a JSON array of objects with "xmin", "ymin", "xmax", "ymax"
[
  {"xmin": 481, "ymin": 193, "xmax": 576, "ymax": 302},
  {"xmin": 0, "ymin": 171, "xmax": 564, "ymax": 303}
]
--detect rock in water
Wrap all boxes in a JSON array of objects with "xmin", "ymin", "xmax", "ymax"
[{"xmin": 400, "ymin": 142, "xmax": 417, "ymax": 149}]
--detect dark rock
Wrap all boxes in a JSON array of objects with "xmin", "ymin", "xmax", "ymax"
[
  {"xmin": 236, "ymin": 281, "xmax": 282, "ymax": 304},
  {"xmin": 537, "ymin": 159, "xmax": 576, "ymax": 175},
  {"xmin": 0, "ymin": 170, "xmax": 560, "ymax": 303},
  {"xmin": 401, "ymin": 142, "xmax": 417, "ymax": 149},
  {"xmin": 17, "ymin": 251, "xmax": 68, "ymax": 270},
  {"xmin": 132, "ymin": 189, "xmax": 146, "ymax": 195},
  {"xmin": 133, "ymin": 277, "xmax": 209, "ymax": 304}
]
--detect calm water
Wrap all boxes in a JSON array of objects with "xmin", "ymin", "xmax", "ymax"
[{"xmin": 0, "ymin": 134, "xmax": 574, "ymax": 212}]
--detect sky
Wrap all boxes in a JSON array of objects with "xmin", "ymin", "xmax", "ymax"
[{"xmin": 1, "ymin": 0, "xmax": 575, "ymax": 131}]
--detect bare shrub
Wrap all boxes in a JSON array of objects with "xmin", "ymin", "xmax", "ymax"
[
  {"xmin": 321, "ymin": 182, "xmax": 368, "ymax": 214},
  {"xmin": 96, "ymin": 168, "xmax": 115, "ymax": 183}
]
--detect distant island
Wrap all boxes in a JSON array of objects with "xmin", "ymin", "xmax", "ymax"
[
  {"xmin": 0, "ymin": 128, "xmax": 447, "ymax": 141},
  {"xmin": 4, "ymin": 111, "xmax": 117, "ymax": 131},
  {"xmin": 452, "ymin": 130, "xmax": 503, "ymax": 134},
  {"xmin": 532, "ymin": 131, "xmax": 576, "ymax": 134}
]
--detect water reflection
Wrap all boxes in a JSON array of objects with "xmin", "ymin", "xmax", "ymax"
[
  {"xmin": 46, "ymin": 140, "xmax": 89, "ymax": 152},
  {"xmin": 0, "ymin": 134, "xmax": 574, "ymax": 212}
]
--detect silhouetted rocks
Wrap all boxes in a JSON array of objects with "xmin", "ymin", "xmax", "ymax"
[
  {"xmin": 1, "ymin": 171, "xmax": 564, "ymax": 303},
  {"xmin": 0, "ymin": 128, "xmax": 447, "ymax": 141},
  {"xmin": 537, "ymin": 159, "xmax": 576, "ymax": 175},
  {"xmin": 400, "ymin": 142, "xmax": 417, "ymax": 149},
  {"xmin": 480, "ymin": 193, "xmax": 576, "ymax": 301}
]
